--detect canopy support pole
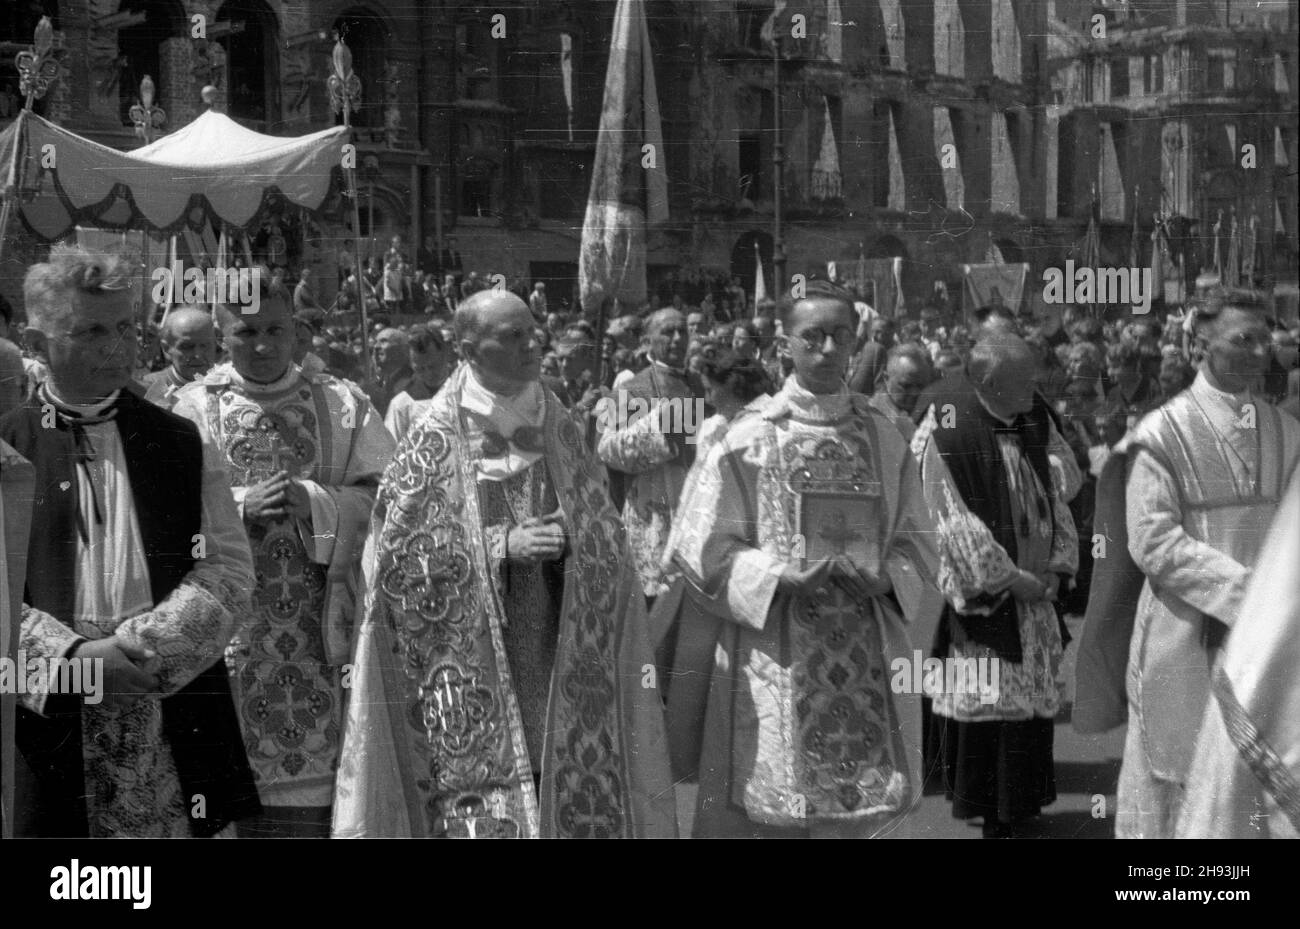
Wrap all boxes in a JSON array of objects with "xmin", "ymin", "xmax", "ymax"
[
  {"xmin": 0, "ymin": 110, "xmax": 27, "ymax": 267},
  {"xmin": 139, "ymin": 229, "xmax": 150, "ymax": 330},
  {"xmin": 348, "ymin": 164, "xmax": 371, "ymax": 383},
  {"xmin": 328, "ymin": 36, "xmax": 371, "ymax": 384}
]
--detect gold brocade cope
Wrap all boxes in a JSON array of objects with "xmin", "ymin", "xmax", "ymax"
[{"xmin": 354, "ymin": 366, "xmax": 672, "ymax": 837}]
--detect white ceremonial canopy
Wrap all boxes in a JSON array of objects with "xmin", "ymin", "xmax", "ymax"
[{"xmin": 0, "ymin": 109, "xmax": 348, "ymax": 242}]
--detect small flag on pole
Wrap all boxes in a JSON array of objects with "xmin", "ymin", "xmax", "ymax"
[
  {"xmin": 1211, "ymin": 209, "xmax": 1224, "ymax": 282},
  {"xmin": 1224, "ymin": 207, "xmax": 1240, "ymax": 288},
  {"xmin": 1128, "ymin": 186, "xmax": 1141, "ymax": 271},
  {"xmin": 578, "ymin": 0, "xmax": 667, "ymax": 315},
  {"xmin": 811, "ymin": 96, "xmax": 841, "ymax": 200},
  {"xmin": 760, "ymin": 1, "xmax": 789, "ymax": 47},
  {"xmin": 985, "ymin": 231, "xmax": 1005, "ymax": 264},
  {"xmin": 1242, "ymin": 212, "xmax": 1258, "ymax": 286},
  {"xmin": 560, "ymin": 33, "xmax": 575, "ymax": 143},
  {"xmin": 1150, "ymin": 213, "xmax": 1165, "ymax": 303}
]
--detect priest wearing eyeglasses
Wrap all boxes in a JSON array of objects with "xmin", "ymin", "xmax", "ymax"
[
  {"xmin": 1079, "ymin": 291, "xmax": 1300, "ymax": 838},
  {"xmin": 332, "ymin": 289, "xmax": 675, "ymax": 838},
  {"xmin": 671, "ymin": 281, "xmax": 941, "ymax": 837},
  {"xmin": 1, "ymin": 245, "xmax": 257, "ymax": 837}
]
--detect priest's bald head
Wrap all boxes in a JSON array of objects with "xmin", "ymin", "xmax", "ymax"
[
  {"xmin": 159, "ymin": 306, "xmax": 217, "ymax": 382},
  {"xmin": 455, "ymin": 289, "xmax": 541, "ymax": 394},
  {"xmin": 645, "ymin": 308, "xmax": 688, "ymax": 369},
  {"xmin": 967, "ymin": 332, "xmax": 1040, "ymax": 419}
]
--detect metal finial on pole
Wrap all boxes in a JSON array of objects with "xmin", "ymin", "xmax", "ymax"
[
  {"xmin": 129, "ymin": 76, "xmax": 166, "ymax": 328},
  {"xmin": 129, "ymin": 75, "xmax": 166, "ymax": 144},
  {"xmin": 328, "ymin": 34, "xmax": 372, "ymax": 383},
  {"xmin": 14, "ymin": 16, "xmax": 59, "ymax": 112},
  {"xmin": 3, "ymin": 17, "xmax": 61, "ymax": 265}
]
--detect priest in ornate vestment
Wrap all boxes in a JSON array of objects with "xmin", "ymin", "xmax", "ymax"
[
  {"xmin": 598, "ymin": 308, "xmax": 707, "ymax": 601},
  {"xmin": 173, "ymin": 279, "xmax": 395, "ymax": 838},
  {"xmin": 332, "ymin": 290, "xmax": 675, "ymax": 838},
  {"xmin": 646, "ymin": 349, "xmax": 771, "ymax": 780},
  {"xmin": 3, "ymin": 245, "xmax": 257, "ymax": 837},
  {"xmin": 913, "ymin": 333, "xmax": 1079, "ymax": 838},
  {"xmin": 1101, "ymin": 293, "xmax": 1300, "ymax": 838},
  {"xmin": 672, "ymin": 283, "xmax": 940, "ymax": 838}
]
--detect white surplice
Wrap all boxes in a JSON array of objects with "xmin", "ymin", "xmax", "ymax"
[{"xmin": 19, "ymin": 390, "xmax": 254, "ymax": 836}]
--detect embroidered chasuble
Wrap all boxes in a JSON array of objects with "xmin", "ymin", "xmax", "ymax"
[
  {"xmin": 672, "ymin": 378, "xmax": 940, "ymax": 837},
  {"xmin": 333, "ymin": 365, "xmax": 676, "ymax": 837},
  {"xmin": 173, "ymin": 363, "xmax": 394, "ymax": 810},
  {"xmin": 477, "ymin": 462, "xmax": 563, "ymax": 768}
]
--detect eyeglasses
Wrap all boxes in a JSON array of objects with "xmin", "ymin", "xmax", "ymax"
[
  {"xmin": 1225, "ymin": 332, "xmax": 1271, "ymax": 349},
  {"xmin": 792, "ymin": 326, "xmax": 855, "ymax": 351}
]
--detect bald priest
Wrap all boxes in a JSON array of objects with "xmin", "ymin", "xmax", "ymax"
[{"xmin": 333, "ymin": 290, "xmax": 675, "ymax": 838}]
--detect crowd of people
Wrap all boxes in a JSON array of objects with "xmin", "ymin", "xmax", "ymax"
[{"xmin": 1, "ymin": 242, "xmax": 1298, "ymax": 840}]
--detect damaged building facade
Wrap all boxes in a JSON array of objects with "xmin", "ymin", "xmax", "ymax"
[{"xmin": 2, "ymin": 1, "xmax": 1295, "ymax": 315}]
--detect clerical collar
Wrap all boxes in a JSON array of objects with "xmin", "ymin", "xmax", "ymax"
[
  {"xmin": 650, "ymin": 358, "xmax": 687, "ymax": 379},
  {"xmin": 220, "ymin": 361, "xmax": 300, "ymax": 395},
  {"xmin": 461, "ymin": 366, "xmax": 544, "ymax": 427},
  {"xmin": 167, "ymin": 365, "xmax": 191, "ymax": 388},
  {"xmin": 459, "ymin": 366, "xmax": 546, "ymax": 482},
  {"xmin": 40, "ymin": 383, "xmax": 121, "ymax": 420},
  {"xmin": 770, "ymin": 375, "xmax": 851, "ymax": 423},
  {"xmin": 1191, "ymin": 369, "xmax": 1251, "ymax": 410}
]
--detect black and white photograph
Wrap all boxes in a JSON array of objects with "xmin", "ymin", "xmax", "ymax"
[{"xmin": 0, "ymin": 0, "xmax": 1296, "ymax": 895}]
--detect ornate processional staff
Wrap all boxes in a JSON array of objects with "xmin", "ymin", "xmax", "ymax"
[
  {"xmin": 327, "ymin": 34, "xmax": 372, "ymax": 384},
  {"xmin": 0, "ymin": 16, "xmax": 61, "ymax": 264},
  {"xmin": 129, "ymin": 76, "xmax": 166, "ymax": 329},
  {"xmin": 0, "ymin": 10, "xmax": 61, "ymax": 845}
]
